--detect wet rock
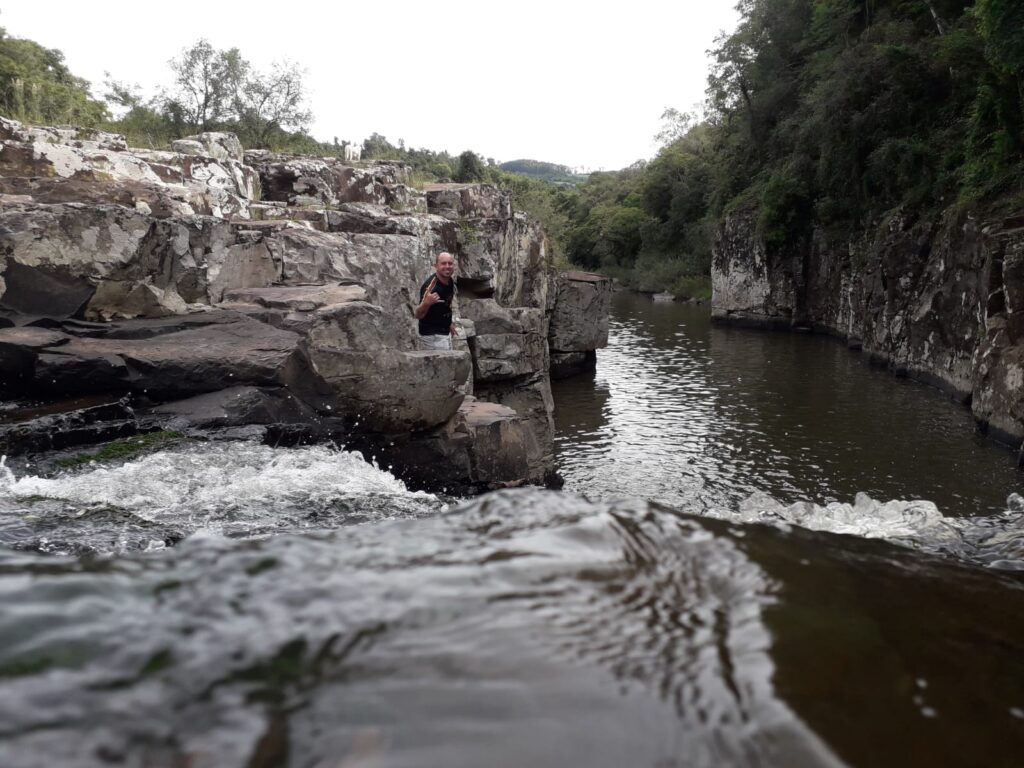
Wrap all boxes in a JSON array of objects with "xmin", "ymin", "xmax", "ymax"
[
  {"xmin": 0, "ymin": 395, "xmax": 139, "ymax": 455},
  {"xmin": 378, "ymin": 396, "xmax": 542, "ymax": 492},
  {"xmin": 472, "ymin": 375, "xmax": 555, "ymax": 482},
  {"xmin": 550, "ymin": 350, "xmax": 597, "ymax": 379},
  {"xmin": 146, "ymin": 386, "xmax": 318, "ymax": 431}
]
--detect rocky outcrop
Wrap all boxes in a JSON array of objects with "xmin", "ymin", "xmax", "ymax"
[
  {"xmin": 0, "ymin": 118, "xmax": 611, "ymax": 491},
  {"xmin": 712, "ymin": 204, "xmax": 1024, "ymax": 457},
  {"xmin": 547, "ymin": 271, "xmax": 612, "ymax": 379},
  {"xmin": 0, "ymin": 117, "xmax": 257, "ymax": 218}
]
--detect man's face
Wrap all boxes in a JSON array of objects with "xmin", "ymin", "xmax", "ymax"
[{"xmin": 436, "ymin": 254, "xmax": 456, "ymax": 279}]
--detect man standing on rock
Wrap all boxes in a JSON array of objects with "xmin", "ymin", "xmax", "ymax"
[{"xmin": 414, "ymin": 251, "xmax": 458, "ymax": 350}]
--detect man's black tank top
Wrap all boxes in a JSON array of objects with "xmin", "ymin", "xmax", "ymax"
[{"xmin": 418, "ymin": 274, "xmax": 454, "ymax": 335}]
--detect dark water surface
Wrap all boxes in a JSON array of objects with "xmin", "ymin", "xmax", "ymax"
[
  {"xmin": 553, "ymin": 292, "xmax": 1021, "ymax": 516},
  {"xmin": 2, "ymin": 293, "xmax": 1024, "ymax": 768}
]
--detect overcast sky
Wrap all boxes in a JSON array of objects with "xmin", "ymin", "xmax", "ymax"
[{"xmin": 2, "ymin": 1, "xmax": 739, "ymax": 171}]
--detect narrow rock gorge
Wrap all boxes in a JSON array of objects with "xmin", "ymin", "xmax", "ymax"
[
  {"xmin": 712, "ymin": 204, "xmax": 1024, "ymax": 458},
  {"xmin": 0, "ymin": 118, "xmax": 610, "ymax": 492}
]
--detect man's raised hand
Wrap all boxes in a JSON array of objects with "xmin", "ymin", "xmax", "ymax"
[{"xmin": 422, "ymin": 276, "xmax": 444, "ymax": 305}]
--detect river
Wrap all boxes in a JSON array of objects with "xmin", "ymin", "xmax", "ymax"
[{"xmin": 1, "ymin": 293, "xmax": 1023, "ymax": 767}]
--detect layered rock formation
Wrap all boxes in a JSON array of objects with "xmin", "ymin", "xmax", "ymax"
[
  {"xmin": 712, "ymin": 205, "xmax": 1024, "ymax": 458},
  {"xmin": 0, "ymin": 119, "xmax": 608, "ymax": 491}
]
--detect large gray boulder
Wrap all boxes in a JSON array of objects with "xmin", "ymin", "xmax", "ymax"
[
  {"xmin": 300, "ymin": 300, "xmax": 467, "ymax": 430},
  {"xmin": 377, "ymin": 396, "xmax": 543, "ymax": 492},
  {"xmin": 147, "ymin": 385, "xmax": 318, "ymax": 430},
  {"xmin": 424, "ymin": 183, "xmax": 512, "ymax": 220},
  {"xmin": 0, "ymin": 204, "xmax": 284, "ymax": 319},
  {"xmin": 548, "ymin": 271, "xmax": 612, "ymax": 352},
  {"xmin": 171, "ymin": 132, "xmax": 245, "ymax": 163}
]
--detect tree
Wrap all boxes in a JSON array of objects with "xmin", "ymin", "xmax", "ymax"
[
  {"xmin": 166, "ymin": 39, "xmax": 246, "ymax": 130},
  {"xmin": 454, "ymin": 150, "xmax": 486, "ymax": 182},
  {"xmin": 234, "ymin": 59, "xmax": 312, "ymax": 147},
  {"xmin": 362, "ymin": 132, "xmax": 400, "ymax": 159},
  {"xmin": 654, "ymin": 108, "xmax": 695, "ymax": 147}
]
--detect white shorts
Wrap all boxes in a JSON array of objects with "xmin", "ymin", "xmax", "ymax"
[{"xmin": 420, "ymin": 334, "xmax": 452, "ymax": 351}]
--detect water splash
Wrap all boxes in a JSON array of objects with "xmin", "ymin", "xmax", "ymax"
[
  {"xmin": 712, "ymin": 490, "xmax": 1024, "ymax": 570},
  {"xmin": 0, "ymin": 442, "xmax": 445, "ymax": 554}
]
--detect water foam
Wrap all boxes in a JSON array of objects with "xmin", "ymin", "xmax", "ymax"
[
  {"xmin": 0, "ymin": 442, "xmax": 445, "ymax": 549},
  {"xmin": 713, "ymin": 490, "xmax": 1024, "ymax": 569}
]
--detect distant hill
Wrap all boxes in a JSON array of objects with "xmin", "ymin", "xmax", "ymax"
[{"xmin": 499, "ymin": 159, "xmax": 588, "ymax": 185}]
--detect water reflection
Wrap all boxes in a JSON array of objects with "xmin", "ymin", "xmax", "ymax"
[{"xmin": 553, "ymin": 293, "xmax": 1021, "ymax": 517}]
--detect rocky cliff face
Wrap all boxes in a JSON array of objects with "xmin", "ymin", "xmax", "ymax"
[
  {"xmin": 0, "ymin": 118, "xmax": 608, "ymax": 491},
  {"xmin": 712, "ymin": 204, "xmax": 1024, "ymax": 457}
]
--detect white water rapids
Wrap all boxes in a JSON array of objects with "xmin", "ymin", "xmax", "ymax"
[{"xmin": 2, "ymin": 441, "xmax": 1023, "ymax": 568}]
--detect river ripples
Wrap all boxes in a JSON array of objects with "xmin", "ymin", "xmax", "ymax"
[
  {"xmin": 2, "ymin": 293, "xmax": 1024, "ymax": 767},
  {"xmin": 553, "ymin": 293, "xmax": 1024, "ymax": 568}
]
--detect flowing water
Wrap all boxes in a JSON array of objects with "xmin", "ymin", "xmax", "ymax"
[{"xmin": 1, "ymin": 293, "xmax": 1023, "ymax": 767}]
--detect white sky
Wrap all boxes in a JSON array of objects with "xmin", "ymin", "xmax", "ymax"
[{"xmin": 1, "ymin": 1, "xmax": 739, "ymax": 171}]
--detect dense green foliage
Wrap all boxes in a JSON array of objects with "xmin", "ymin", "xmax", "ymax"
[
  {"xmin": 553, "ymin": 0, "xmax": 1024, "ymax": 296},
  {"xmin": 0, "ymin": 26, "xmax": 106, "ymax": 126}
]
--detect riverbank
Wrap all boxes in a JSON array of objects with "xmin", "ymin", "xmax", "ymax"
[
  {"xmin": 0, "ymin": 118, "xmax": 613, "ymax": 493},
  {"xmin": 712, "ymin": 204, "xmax": 1024, "ymax": 461}
]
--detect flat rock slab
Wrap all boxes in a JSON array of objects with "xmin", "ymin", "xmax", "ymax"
[
  {"xmin": 459, "ymin": 398, "xmax": 519, "ymax": 428},
  {"xmin": 223, "ymin": 284, "xmax": 367, "ymax": 311},
  {"xmin": 148, "ymin": 385, "xmax": 316, "ymax": 429},
  {"xmin": 1, "ymin": 314, "xmax": 303, "ymax": 399}
]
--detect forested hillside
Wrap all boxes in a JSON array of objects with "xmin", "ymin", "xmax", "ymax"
[
  {"xmin": 556, "ymin": 0, "xmax": 1024, "ymax": 297},
  {"xmin": 498, "ymin": 159, "xmax": 587, "ymax": 184}
]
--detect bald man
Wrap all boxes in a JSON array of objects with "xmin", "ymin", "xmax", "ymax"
[{"xmin": 414, "ymin": 251, "xmax": 458, "ymax": 350}]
